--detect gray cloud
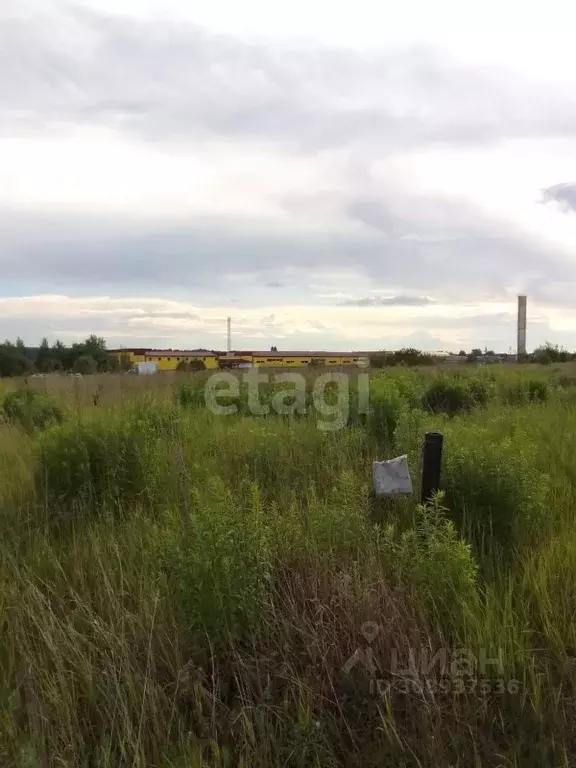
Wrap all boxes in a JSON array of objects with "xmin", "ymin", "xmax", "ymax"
[
  {"xmin": 2, "ymin": 5, "xmax": 576, "ymax": 149},
  {"xmin": 2, "ymin": 200, "xmax": 575, "ymax": 305},
  {"xmin": 541, "ymin": 183, "xmax": 576, "ymax": 212},
  {"xmin": 340, "ymin": 295, "xmax": 435, "ymax": 307},
  {"xmin": 344, "ymin": 199, "xmax": 398, "ymax": 236}
]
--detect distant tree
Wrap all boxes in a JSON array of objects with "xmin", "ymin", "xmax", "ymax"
[
  {"xmin": 48, "ymin": 358, "xmax": 63, "ymax": 372},
  {"xmin": 368, "ymin": 353, "xmax": 388, "ymax": 369},
  {"xmin": 0, "ymin": 343, "xmax": 33, "ymax": 377},
  {"xmin": 15, "ymin": 337, "xmax": 26, "ymax": 352},
  {"xmin": 471, "ymin": 348, "xmax": 483, "ymax": 357},
  {"xmin": 84, "ymin": 335, "xmax": 107, "ymax": 355},
  {"xmin": 51, "ymin": 339, "xmax": 66, "ymax": 366},
  {"xmin": 72, "ymin": 355, "xmax": 97, "ymax": 375},
  {"xmin": 36, "ymin": 337, "xmax": 55, "ymax": 373},
  {"xmin": 270, "ymin": 345, "xmax": 278, "ymax": 352},
  {"xmin": 64, "ymin": 335, "xmax": 112, "ymax": 372},
  {"xmin": 391, "ymin": 348, "xmax": 435, "ymax": 366},
  {"xmin": 369, "ymin": 348, "xmax": 435, "ymax": 368},
  {"xmin": 532, "ymin": 342, "xmax": 570, "ymax": 365},
  {"xmin": 458, "ymin": 350, "xmax": 467, "ymax": 356}
]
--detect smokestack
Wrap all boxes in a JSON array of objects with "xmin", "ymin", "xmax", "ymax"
[
  {"xmin": 226, "ymin": 316, "xmax": 231, "ymax": 353},
  {"xmin": 517, "ymin": 295, "xmax": 527, "ymax": 360}
]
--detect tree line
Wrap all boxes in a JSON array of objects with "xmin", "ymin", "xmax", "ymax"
[
  {"xmin": 0, "ymin": 335, "xmax": 124, "ymax": 377},
  {"xmin": 369, "ymin": 343, "xmax": 576, "ymax": 368}
]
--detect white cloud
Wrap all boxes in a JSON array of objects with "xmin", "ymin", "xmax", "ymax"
[{"xmin": 0, "ymin": 293, "xmax": 569, "ymax": 352}]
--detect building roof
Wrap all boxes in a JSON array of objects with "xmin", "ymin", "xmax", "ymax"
[
  {"xmin": 109, "ymin": 348, "xmax": 217, "ymax": 357},
  {"xmin": 233, "ymin": 351, "xmax": 367, "ymax": 357},
  {"xmin": 110, "ymin": 348, "xmax": 371, "ymax": 358}
]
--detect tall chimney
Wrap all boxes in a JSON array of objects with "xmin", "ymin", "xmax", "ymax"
[
  {"xmin": 517, "ymin": 295, "xmax": 527, "ymax": 360},
  {"xmin": 226, "ymin": 316, "xmax": 231, "ymax": 353}
]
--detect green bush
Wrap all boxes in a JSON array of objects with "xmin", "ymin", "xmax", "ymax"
[
  {"xmin": 366, "ymin": 379, "xmax": 407, "ymax": 444},
  {"xmin": 72, "ymin": 355, "xmax": 97, "ymax": 375},
  {"xmin": 467, "ymin": 376, "xmax": 493, "ymax": 407},
  {"xmin": 404, "ymin": 495, "xmax": 477, "ymax": 608},
  {"xmin": 161, "ymin": 478, "xmax": 272, "ymax": 643},
  {"xmin": 2, "ymin": 388, "xmax": 64, "ymax": 431},
  {"xmin": 440, "ymin": 421, "xmax": 549, "ymax": 550},
  {"xmin": 527, "ymin": 378, "xmax": 549, "ymax": 403},
  {"xmin": 422, "ymin": 378, "xmax": 474, "ymax": 416},
  {"xmin": 369, "ymin": 349, "xmax": 436, "ymax": 367},
  {"xmin": 532, "ymin": 343, "xmax": 570, "ymax": 365},
  {"xmin": 373, "ymin": 493, "xmax": 478, "ymax": 627},
  {"xmin": 179, "ymin": 382, "xmax": 207, "ymax": 409},
  {"xmin": 501, "ymin": 376, "xmax": 549, "ymax": 406},
  {"xmin": 35, "ymin": 417, "xmax": 160, "ymax": 512}
]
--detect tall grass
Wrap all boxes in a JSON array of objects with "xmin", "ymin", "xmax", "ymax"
[{"xmin": 2, "ymin": 364, "xmax": 576, "ymax": 765}]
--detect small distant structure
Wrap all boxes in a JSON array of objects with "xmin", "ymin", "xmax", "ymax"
[{"xmin": 136, "ymin": 361, "xmax": 158, "ymax": 375}]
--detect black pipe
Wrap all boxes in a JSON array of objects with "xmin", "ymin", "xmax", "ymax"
[{"xmin": 420, "ymin": 432, "xmax": 444, "ymax": 505}]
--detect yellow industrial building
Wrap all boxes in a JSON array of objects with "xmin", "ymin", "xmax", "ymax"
[
  {"xmin": 109, "ymin": 348, "xmax": 368, "ymax": 370},
  {"xmin": 109, "ymin": 348, "xmax": 219, "ymax": 370},
  {"xmin": 220, "ymin": 351, "xmax": 366, "ymax": 368}
]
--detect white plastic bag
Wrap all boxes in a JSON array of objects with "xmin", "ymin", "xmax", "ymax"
[{"xmin": 372, "ymin": 455, "xmax": 413, "ymax": 497}]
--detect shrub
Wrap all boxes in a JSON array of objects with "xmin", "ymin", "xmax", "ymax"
[
  {"xmin": 527, "ymin": 378, "xmax": 548, "ymax": 403},
  {"xmin": 375, "ymin": 493, "xmax": 478, "ymax": 623},
  {"xmin": 532, "ymin": 343, "xmax": 570, "ymax": 364},
  {"xmin": 369, "ymin": 353, "xmax": 388, "ymax": 369},
  {"xmin": 389, "ymin": 371, "xmax": 423, "ymax": 408},
  {"xmin": 179, "ymin": 382, "xmax": 206, "ymax": 409},
  {"xmin": 369, "ymin": 349, "xmax": 436, "ymax": 368},
  {"xmin": 2, "ymin": 388, "xmax": 64, "ymax": 431},
  {"xmin": 440, "ymin": 421, "xmax": 549, "ymax": 550},
  {"xmin": 72, "ymin": 355, "xmax": 97, "ymax": 375},
  {"xmin": 422, "ymin": 378, "xmax": 474, "ymax": 416},
  {"xmin": 366, "ymin": 379, "xmax": 407, "ymax": 444},
  {"xmin": 161, "ymin": 479, "xmax": 272, "ymax": 643},
  {"xmin": 467, "ymin": 376, "xmax": 493, "ymax": 407},
  {"xmin": 388, "ymin": 348, "xmax": 436, "ymax": 366},
  {"xmin": 501, "ymin": 376, "xmax": 548, "ymax": 406},
  {"xmin": 35, "ymin": 417, "xmax": 161, "ymax": 512}
]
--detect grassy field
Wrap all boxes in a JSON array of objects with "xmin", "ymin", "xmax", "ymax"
[{"xmin": 2, "ymin": 364, "xmax": 576, "ymax": 766}]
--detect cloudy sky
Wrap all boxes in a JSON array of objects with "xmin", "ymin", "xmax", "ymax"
[{"xmin": 3, "ymin": 0, "xmax": 576, "ymax": 352}]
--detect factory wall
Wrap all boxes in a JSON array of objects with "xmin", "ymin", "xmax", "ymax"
[{"xmin": 111, "ymin": 349, "xmax": 367, "ymax": 371}]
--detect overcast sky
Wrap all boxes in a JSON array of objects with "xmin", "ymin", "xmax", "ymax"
[{"xmin": 2, "ymin": 0, "xmax": 576, "ymax": 351}]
